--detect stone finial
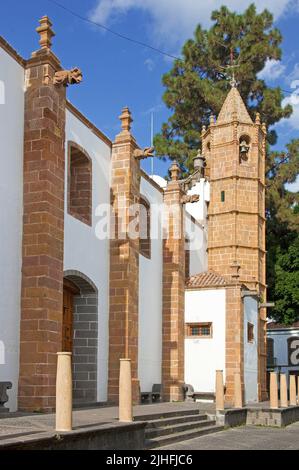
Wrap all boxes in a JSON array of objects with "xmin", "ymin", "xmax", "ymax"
[
  {"xmin": 209, "ymin": 115, "xmax": 215, "ymax": 126},
  {"xmin": 201, "ymin": 125, "xmax": 206, "ymax": 136},
  {"xmin": 36, "ymin": 16, "xmax": 55, "ymax": 50},
  {"xmin": 255, "ymin": 113, "xmax": 261, "ymax": 125},
  {"xmin": 119, "ymin": 107, "xmax": 133, "ymax": 133},
  {"xmin": 169, "ymin": 160, "xmax": 181, "ymax": 182},
  {"xmin": 262, "ymin": 122, "xmax": 267, "ymax": 134}
]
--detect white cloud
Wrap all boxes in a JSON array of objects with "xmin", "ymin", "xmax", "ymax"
[
  {"xmin": 89, "ymin": 0, "xmax": 296, "ymax": 47},
  {"xmin": 286, "ymin": 176, "xmax": 299, "ymax": 193},
  {"xmin": 144, "ymin": 58, "xmax": 155, "ymax": 72},
  {"xmin": 279, "ymin": 80, "xmax": 299, "ymax": 130},
  {"xmin": 287, "ymin": 62, "xmax": 299, "ymax": 83},
  {"xmin": 258, "ymin": 59, "xmax": 286, "ymax": 81}
]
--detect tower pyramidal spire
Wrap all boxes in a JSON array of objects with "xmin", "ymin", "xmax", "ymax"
[{"xmin": 216, "ymin": 84, "xmax": 253, "ymax": 125}]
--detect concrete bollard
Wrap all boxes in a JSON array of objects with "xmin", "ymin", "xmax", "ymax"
[
  {"xmin": 216, "ymin": 370, "xmax": 224, "ymax": 411},
  {"xmin": 270, "ymin": 372, "xmax": 279, "ymax": 409},
  {"xmin": 119, "ymin": 358, "xmax": 133, "ymax": 422},
  {"xmin": 56, "ymin": 352, "xmax": 73, "ymax": 432},
  {"xmin": 290, "ymin": 375, "xmax": 297, "ymax": 406},
  {"xmin": 280, "ymin": 374, "xmax": 288, "ymax": 408},
  {"xmin": 234, "ymin": 372, "xmax": 243, "ymax": 409}
]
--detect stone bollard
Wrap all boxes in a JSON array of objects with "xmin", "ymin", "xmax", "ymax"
[
  {"xmin": 270, "ymin": 372, "xmax": 279, "ymax": 409},
  {"xmin": 216, "ymin": 370, "xmax": 224, "ymax": 411},
  {"xmin": 56, "ymin": 352, "xmax": 73, "ymax": 432},
  {"xmin": 234, "ymin": 372, "xmax": 243, "ymax": 408},
  {"xmin": 119, "ymin": 359, "xmax": 133, "ymax": 422},
  {"xmin": 290, "ymin": 375, "xmax": 297, "ymax": 406},
  {"xmin": 280, "ymin": 374, "xmax": 288, "ymax": 408}
]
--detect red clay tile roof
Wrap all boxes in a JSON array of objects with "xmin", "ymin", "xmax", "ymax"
[
  {"xmin": 186, "ymin": 271, "xmax": 227, "ymax": 289},
  {"xmin": 267, "ymin": 321, "xmax": 299, "ymax": 330}
]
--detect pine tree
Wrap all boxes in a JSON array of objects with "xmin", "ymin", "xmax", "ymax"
[{"xmin": 154, "ymin": 4, "xmax": 299, "ymax": 324}]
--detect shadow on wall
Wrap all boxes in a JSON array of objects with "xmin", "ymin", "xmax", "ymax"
[{"xmin": 64, "ymin": 271, "xmax": 98, "ymax": 405}]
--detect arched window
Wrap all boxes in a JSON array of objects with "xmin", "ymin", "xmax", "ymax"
[
  {"xmin": 139, "ymin": 197, "xmax": 151, "ymax": 259},
  {"xmin": 68, "ymin": 142, "xmax": 92, "ymax": 226},
  {"xmin": 239, "ymin": 135, "xmax": 251, "ymax": 164}
]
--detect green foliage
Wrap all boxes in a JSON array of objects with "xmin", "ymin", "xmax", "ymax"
[{"xmin": 270, "ymin": 235, "xmax": 299, "ymax": 325}]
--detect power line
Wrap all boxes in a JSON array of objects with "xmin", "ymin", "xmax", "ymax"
[
  {"xmin": 45, "ymin": 0, "xmax": 294, "ymax": 95},
  {"xmin": 46, "ymin": 0, "xmax": 180, "ymax": 61}
]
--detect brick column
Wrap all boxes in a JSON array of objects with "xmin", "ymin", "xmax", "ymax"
[
  {"xmin": 18, "ymin": 18, "xmax": 66, "ymax": 412},
  {"xmin": 162, "ymin": 161, "xmax": 185, "ymax": 402},
  {"xmin": 108, "ymin": 107, "xmax": 140, "ymax": 404},
  {"xmin": 225, "ymin": 285, "xmax": 244, "ymax": 405}
]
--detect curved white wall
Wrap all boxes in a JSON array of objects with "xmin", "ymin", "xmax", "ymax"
[
  {"xmin": 244, "ymin": 296, "xmax": 258, "ymax": 403},
  {"xmin": 185, "ymin": 289, "xmax": 226, "ymax": 392},
  {"xmin": 138, "ymin": 177, "xmax": 163, "ymax": 392},
  {"xmin": 65, "ymin": 109, "xmax": 111, "ymax": 401},
  {"xmin": 0, "ymin": 47, "xmax": 24, "ymax": 411}
]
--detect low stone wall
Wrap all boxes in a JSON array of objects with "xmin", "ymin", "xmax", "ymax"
[
  {"xmin": 247, "ymin": 406, "xmax": 299, "ymax": 428},
  {"xmin": 0, "ymin": 422, "xmax": 146, "ymax": 451},
  {"xmin": 216, "ymin": 409, "xmax": 247, "ymax": 428},
  {"xmin": 216, "ymin": 406, "xmax": 299, "ymax": 429}
]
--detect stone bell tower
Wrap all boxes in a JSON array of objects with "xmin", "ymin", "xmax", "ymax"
[
  {"xmin": 203, "ymin": 84, "xmax": 266, "ymax": 293},
  {"xmin": 202, "ymin": 84, "xmax": 268, "ymax": 400}
]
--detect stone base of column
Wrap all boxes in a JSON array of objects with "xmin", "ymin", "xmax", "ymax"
[
  {"xmin": 132, "ymin": 378, "xmax": 141, "ymax": 405},
  {"xmin": 163, "ymin": 383, "xmax": 184, "ymax": 403}
]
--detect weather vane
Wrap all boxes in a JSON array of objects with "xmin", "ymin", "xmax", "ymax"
[{"xmin": 218, "ymin": 47, "xmax": 240, "ymax": 87}]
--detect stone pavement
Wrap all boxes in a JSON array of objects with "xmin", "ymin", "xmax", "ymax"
[
  {"xmin": 159, "ymin": 423, "xmax": 299, "ymax": 450},
  {"xmin": 0, "ymin": 402, "xmax": 214, "ymax": 441}
]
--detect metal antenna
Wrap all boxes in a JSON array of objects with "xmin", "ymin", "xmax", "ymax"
[
  {"xmin": 150, "ymin": 112, "xmax": 154, "ymax": 176},
  {"xmin": 218, "ymin": 47, "xmax": 240, "ymax": 87}
]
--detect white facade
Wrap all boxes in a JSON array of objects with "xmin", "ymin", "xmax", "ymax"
[
  {"xmin": 184, "ymin": 289, "xmax": 226, "ymax": 392},
  {"xmin": 243, "ymin": 295, "xmax": 259, "ymax": 403},
  {"xmin": 138, "ymin": 176, "xmax": 163, "ymax": 392},
  {"xmin": 64, "ymin": 108, "xmax": 111, "ymax": 401},
  {"xmin": 0, "ymin": 47, "xmax": 24, "ymax": 411}
]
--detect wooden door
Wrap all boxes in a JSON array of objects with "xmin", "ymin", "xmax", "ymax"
[{"xmin": 63, "ymin": 284, "xmax": 75, "ymax": 352}]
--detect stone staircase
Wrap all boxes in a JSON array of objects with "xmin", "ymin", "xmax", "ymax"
[{"xmin": 135, "ymin": 409, "xmax": 224, "ymax": 449}]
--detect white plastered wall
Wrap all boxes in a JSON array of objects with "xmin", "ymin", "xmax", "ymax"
[
  {"xmin": 244, "ymin": 296, "xmax": 259, "ymax": 403},
  {"xmin": 0, "ymin": 47, "xmax": 24, "ymax": 411},
  {"xmin": 138, "ymin": 177, "xmax": 163, "ymax": 392},
  {"xmin": 185, "ymin": 289, "xmax": 226, "ymax": 392},
  {"xmin": 65, "ymin": 109, "xmax": 111, "ymax": 401}
]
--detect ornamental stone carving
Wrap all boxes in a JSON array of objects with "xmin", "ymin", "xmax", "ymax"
[
  {"xmin": 133, "ymin": 147, "xmax": 155, "ymax": 160},
  {"xmin": 53, "ymin": 68, "xmax": 83, "ymax": 87}
]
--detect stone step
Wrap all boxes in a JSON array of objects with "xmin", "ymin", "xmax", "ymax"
[
  {"xmin": 145, "ymin": 413, "xmax": 207, "ymax": 429},
  {"xmin": 146, "ymin": 419, "xmax": 217, "ymax": 439},
  {"xmin": 146, "ymin": 424, "xmax": 224, "ymax": 449},
  {"xmin": 134, "ymin": 408, "xmax": 201, "ymax": 422}
]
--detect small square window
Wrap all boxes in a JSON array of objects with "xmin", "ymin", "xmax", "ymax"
[
  {"xmin": 186, "ymin": 323, "xmax": 213, "ymax": 338},
  {"xmin": 248, "ymin": 323, "xmax": 254, "ymax": 343}
]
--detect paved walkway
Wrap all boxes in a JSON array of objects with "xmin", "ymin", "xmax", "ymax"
[
  {"xmin": 159, "ymin": 423, "xmax": 299, "ymax": 450},
  {"xmin": 0, "ymin": 402, "xmax": 213, "ymax": 440}
]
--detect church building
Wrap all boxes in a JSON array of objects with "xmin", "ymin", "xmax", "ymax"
[{"xmin": 0, "ymin": 17, "xmax": 268, "ymax": 412}]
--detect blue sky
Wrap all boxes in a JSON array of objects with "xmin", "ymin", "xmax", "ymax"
[{"xmin": 1, "ymin": 0, "xmax": 299, "ymax": 188}]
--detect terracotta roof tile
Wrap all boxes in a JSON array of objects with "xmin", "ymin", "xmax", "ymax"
[{"xmin": 186, "ymin": 271, "xmax": 227, "ymax": 289}]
